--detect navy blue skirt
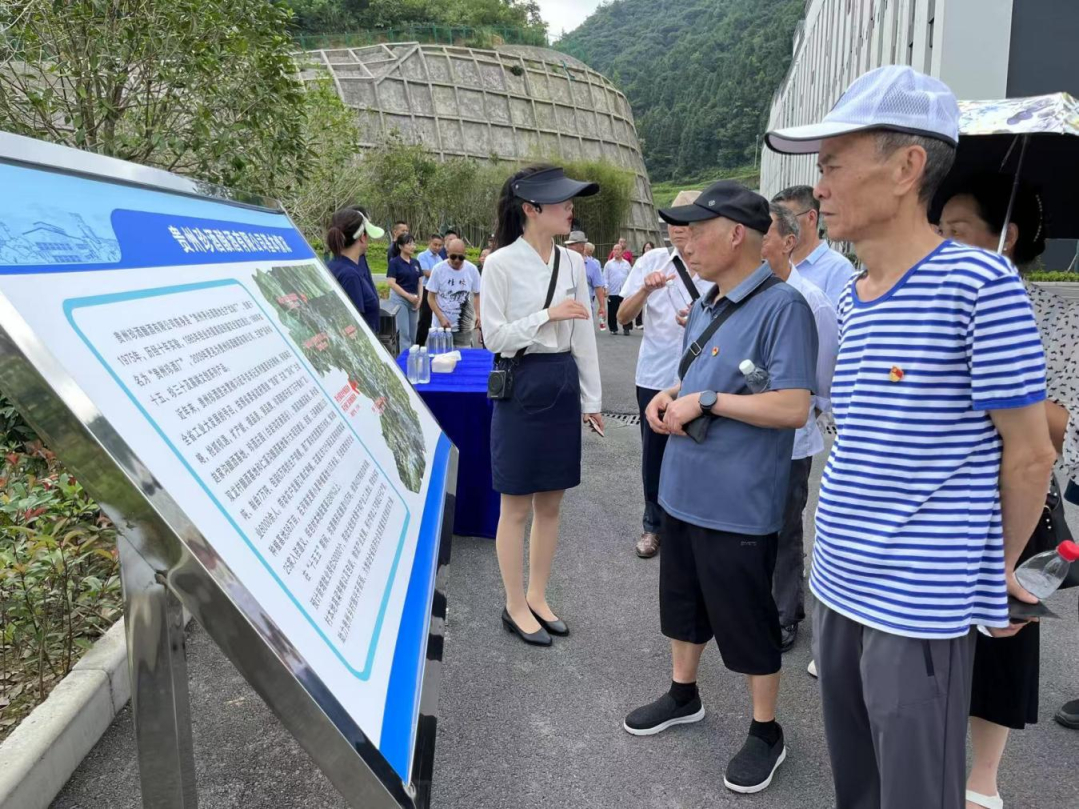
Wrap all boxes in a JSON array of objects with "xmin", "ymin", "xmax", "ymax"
[{"xmin": 491, "ymin": 352, "xmax": 581, "ymax": 495}]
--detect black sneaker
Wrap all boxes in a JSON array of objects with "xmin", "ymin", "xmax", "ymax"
[
  {"xmin": 623, "ymin": 692, "xmax": 705, "ymax": 736},
  {"xmin": 723, "ymin": 728, "xmax": 786, "ymax": 794},
  {"xmin": 1055, "ymin": 699, "xmax": 1079, "ymax": 729}
]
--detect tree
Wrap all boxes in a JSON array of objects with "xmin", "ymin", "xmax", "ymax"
[
  {"xmin": 282, "ymin": 0, "xmax": 546, "ymax": 34},
  {"xmin": 0, "ymin": 0, "xmax": 309, "ymax": 195}
]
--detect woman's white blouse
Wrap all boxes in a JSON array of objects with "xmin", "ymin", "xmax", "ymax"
[{"xmin": 481, "ymin": 236, "xmax": 602, "ymax": 413}]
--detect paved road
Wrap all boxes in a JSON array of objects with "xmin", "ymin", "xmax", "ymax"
[{"xmin": 54, "ymin": 325, "xmax": 1079, "ymax": 809}]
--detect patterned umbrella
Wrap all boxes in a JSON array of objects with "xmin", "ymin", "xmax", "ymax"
[{"xmin": 937, "ymin": 93, "xmax": 1079, "ymax": 243}]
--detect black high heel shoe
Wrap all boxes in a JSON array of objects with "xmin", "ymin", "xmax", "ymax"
[
  {"xmin": 501, "ymin": 608, "xmax": 552, "ymax": 646},
  {"xmin": 529, "ymin": 606, "xmax": 569, "ymax": 637}
]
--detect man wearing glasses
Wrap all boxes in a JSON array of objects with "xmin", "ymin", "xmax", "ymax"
[
  {"xmin": 427, "ymin": 238, "xmax": 481, "ymax": 348},
  {"xmin": 771, "ymin": 186, "xmax": 856, "ymax": 307}
]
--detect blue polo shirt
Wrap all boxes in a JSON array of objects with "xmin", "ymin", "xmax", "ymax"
[{"xmin": 659, "ymin": 264, "xmax": 818, "ymax": 535}]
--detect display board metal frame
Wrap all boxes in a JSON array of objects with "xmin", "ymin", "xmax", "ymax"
[{"xmin": 0, "ymin": 132, "xmax": 454, "ymax": 808}]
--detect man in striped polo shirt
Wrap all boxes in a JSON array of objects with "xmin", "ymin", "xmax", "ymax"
[{"xmin": 767, "ymin": 67, "xmax": 1057, "ymax": 809}]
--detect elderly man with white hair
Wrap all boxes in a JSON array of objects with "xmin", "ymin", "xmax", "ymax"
[{"xmin": 616, "ymin": 190, "xmax": 713, "ymax": 558}]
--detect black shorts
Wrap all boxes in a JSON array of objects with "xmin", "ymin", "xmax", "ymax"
[{"xmin": 660, "ymin": 512, "xmax": 782, "ymax": 675}]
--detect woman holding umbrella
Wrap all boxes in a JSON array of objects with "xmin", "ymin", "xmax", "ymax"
[{"xmin": 939, "ymin": 172, "xmax": 1079, "ymax": 809}]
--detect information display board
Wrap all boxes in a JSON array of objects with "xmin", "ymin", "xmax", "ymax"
[{"xmin": 0, "ymin": 133, "xmax": 453, "ymax": 806}]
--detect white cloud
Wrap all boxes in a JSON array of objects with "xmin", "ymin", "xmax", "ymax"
[{"xmin": 535, "ymin": 0, "xmax": 607, "ymax": 38}]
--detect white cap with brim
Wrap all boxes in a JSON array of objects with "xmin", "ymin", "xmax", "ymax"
[
  {"xmin": 351, "ymin": 213, "xmax": 385, "ymax": 241},
  {"xmin": 766, "ymin": 65, "xmax": 960, "ymax": 155}
]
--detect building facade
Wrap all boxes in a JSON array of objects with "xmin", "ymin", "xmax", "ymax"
[
  {"xmin": 761, "ymin": 0, "xmax": 1078, "ymax": 265},
  {"xmin": 299, "ymin": 42, "xmax": 661, "ymax": 248}
]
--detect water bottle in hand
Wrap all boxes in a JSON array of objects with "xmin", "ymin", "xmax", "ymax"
[
  {"xmin": 739, "ymin": 360, "xmax": 770, "ymax": 394},
  {"xmin": 407, "ymin": 345, "xmax": 420, "ymax": 383},
  {"xmin": 1015, "ymin": 540, "xmax": 1079, "ymax": 598}
]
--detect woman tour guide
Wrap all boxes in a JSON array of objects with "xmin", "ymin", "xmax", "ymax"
[
  {"xmin": 386, "ymin": 231, "xmax": 424, "ymax": 346},
  {"xmin": 325, "ymin": 206, "xmax": 383, "ymax": 333},
  {"xmin": 481, "ymin": 165, "xmax": 603, "ymax": 646}
]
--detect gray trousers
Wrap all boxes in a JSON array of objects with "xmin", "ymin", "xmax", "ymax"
[
  {"xmin": 773, "ymin": 456, "xmax": 812, "ymax": 626},
  {"xmin": 813, "ymin": 602, "xmax": 975, "ymax": 809}
]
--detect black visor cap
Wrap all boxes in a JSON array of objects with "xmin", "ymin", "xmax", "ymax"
[{"xmin": 513, "ymin": 167, "xmax": 600, "ymax": 205}]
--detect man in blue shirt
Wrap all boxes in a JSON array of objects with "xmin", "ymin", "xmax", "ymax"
[
  {"xmin": 623, "ymin": 181, "xmax": 817, "ymax": 796},
  {"xmin": 771, "ymin": 185, "xmax": 856, "ymax": 307},
  {"xmin": 415, "ymin": 234, "xmax": 443, "ymax": 345},
  {"xmin": 767, "ymin": 65, "xmax": 1055, "ymax": 809},
  {"xmin": 565, "ymin": 230, "xmax": 607, "ymax": 327}
]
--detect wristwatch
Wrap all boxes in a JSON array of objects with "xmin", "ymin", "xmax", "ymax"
[{"xmin": 698, "ymin": 390, "xmax": 718, "ymax": 414}]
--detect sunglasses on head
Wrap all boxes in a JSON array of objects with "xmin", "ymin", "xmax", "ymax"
[{"xmin": 448, "ymin": 253, "xmax": 466, "ymax": 261}]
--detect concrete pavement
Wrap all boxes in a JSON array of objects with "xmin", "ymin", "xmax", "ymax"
[{"xmin": 53, "ymin": 325, "xmax": 1079, "ymax": 808}]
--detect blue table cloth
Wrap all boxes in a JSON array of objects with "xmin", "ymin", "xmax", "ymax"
[{"xmin": 397, "ymin": 348, "xmax": 498, "ymax": 538}]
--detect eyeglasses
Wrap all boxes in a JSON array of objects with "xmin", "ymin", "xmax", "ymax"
[
  {"xmin": 792, "ymin": 209, "xmax": 815, "ymax": 217},
  {"xmin": 448, "ymin": 253, "xmax": 466, "ymax": 261}
]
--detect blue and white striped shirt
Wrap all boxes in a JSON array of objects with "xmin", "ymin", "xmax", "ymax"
[{"xmin": 811, "ymin": 241, "xmax": 1046, "ymax": 638}]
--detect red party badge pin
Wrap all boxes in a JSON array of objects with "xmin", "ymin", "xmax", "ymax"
[
  {"xmin": 711, "ymin": 347, "xmax": 719, "ymax": 357},
  {"xmin": 889, "ymin": 365, "xmax": 904, "ymax": 382}
]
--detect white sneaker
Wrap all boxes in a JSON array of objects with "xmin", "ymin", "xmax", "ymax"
[{"xmin": 807, "ymin": 659, "xmax": 818, "ymax": 678}]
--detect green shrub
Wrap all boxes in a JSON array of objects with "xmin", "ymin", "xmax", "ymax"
[
  {"xmin": 349, "ymin": 137, "xmax": 636, "ymax": 258},
  {"xmin": 561, "ymin": 159, "xmax": 635, "ymax": 251},
  {"xmin": 1027, "ymin": 271, "xmax": 1079, "ymax": 282},
  {"xmin": 0, "ymin": 394, "xmax": 121, "ymax": 741}
]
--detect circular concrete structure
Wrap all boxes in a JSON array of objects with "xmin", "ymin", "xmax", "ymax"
[{"xmin": 299, "ymin": 42, "xmax": 660, "ymax": 247}]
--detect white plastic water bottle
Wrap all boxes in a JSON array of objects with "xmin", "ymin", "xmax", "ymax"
[
  {"xmin": 439, "ymin": 327, "xmax": 450, "ymax": 353},
  {"xmin": 1015, "ymin": 540, "xmax": 1079, "ymax": 599},
  {"xmin": 739, "ymin": 360, "xmax": 770, "ymax": 393},
  {"xmin": 407, "ymin": 345, "xmax": 419, "ymax": 383},
  {"xmin": 418, "ymin": 347, "xmax": 431, "ymax": 384},
  {"xmin": 426, "ymin": 329, "xmax": 439, "ymax": 356}
]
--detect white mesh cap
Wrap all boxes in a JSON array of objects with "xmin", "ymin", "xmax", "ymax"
[{"xmin": 766, "ymin": 65, "xmax": 959, "ymax": 155}]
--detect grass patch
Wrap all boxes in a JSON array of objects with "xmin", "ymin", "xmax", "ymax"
[{"xmin": 650, "ymin": 166, "xmax": 763, "ymax": 209}]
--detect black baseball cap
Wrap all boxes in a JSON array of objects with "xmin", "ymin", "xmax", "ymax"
[
  {"xmin": 659, "ymin": 180, "xmax": 772, "ymax": 234},
  {"xmin": 513, "ymin": 167, "xmax": 600, "ymax": 205}
]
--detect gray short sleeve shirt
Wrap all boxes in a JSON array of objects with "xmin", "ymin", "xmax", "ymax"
[{"xmin": 658, "ymin": 264, "xmax": 819, "ymax": 535}]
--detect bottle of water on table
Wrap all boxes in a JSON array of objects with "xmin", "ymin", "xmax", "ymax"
[
  {"xmin": 419, "ymin": 346, "xmax": 431, "ymax": 384},
  {"xmin": 1016, "ymin": 540, "xmax": 1079, "ymax": 598},
  {"xmin": 427, "ymin": 329, "xmax": 439, "ymax": 356},
  {"xmin": 739, "ymin": 360, "xmax": 770, "ymax": 393},
  {"xmin": 407, "ymin": 345, "xmax": 419, "ymax": 383}
]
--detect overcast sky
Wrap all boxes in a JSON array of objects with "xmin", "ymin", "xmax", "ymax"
[{"xmin": 536, "ymin": 0, "xmax": 607, "ymax": 38}]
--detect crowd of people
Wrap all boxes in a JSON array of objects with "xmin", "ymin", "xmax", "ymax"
[{"xmin": 323, "ymin": 63, "xmax": 1078, "ymax": 809}]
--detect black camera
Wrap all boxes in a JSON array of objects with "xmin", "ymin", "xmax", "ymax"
[{"xmin": 487, "ymin": 368, "xmax": 513, "ymax": 400}]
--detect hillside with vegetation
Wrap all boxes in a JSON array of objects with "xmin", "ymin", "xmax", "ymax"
[{"xmin": 556, "ymin": 0, "xmax": 804, "ymax": 184}]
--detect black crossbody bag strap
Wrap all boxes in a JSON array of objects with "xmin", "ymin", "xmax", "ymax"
[
  {"xmin": 677, "ymin": 275, "xmax": 782, "ymax": 380},
  {"xmin": 498, "ymin": 246, "xmax": 562, "ymax": 363},
  {"xmin": 669, "ymin": 247, "xmax": 700, "ymax": 303}
]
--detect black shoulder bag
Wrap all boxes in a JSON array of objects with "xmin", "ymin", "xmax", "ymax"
[
  {"xmin": 669, "ymin": 247, "xmax": 701, "ymax": 304},
  {"xmin": 487, "ymin": 247, "xmax": 561, "ymax": 400},
  {"xmin": 677, "ymin": 275, "xmax": 783, "ymax": 443}
]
